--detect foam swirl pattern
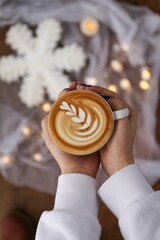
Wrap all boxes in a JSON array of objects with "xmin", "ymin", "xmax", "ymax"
[{"xmin": 48, "ymin": 90, "xmax": 114, "ymax": 155}]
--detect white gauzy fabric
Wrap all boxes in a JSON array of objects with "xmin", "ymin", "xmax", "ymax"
[
  {"xmin": 0, "ymin": 103, "xmax": 60, "ymax": 194},
  {"xmin": 0, "ymin": 0, "xmax": 160, "ymax": 194}
]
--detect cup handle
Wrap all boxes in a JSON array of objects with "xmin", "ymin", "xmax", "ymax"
[{"xmin": 113, "ymin": 108, "xmax": 129, "ymax": 120}]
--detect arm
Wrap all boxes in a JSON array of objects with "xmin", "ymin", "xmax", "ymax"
[
  {"xmin": 36, "ymin": 174, "xmax": 101, "ymax": 240},
  {"xmin": 79, "ymin": 84, "xmax": 160, "ymax": 239},
  {"xmin": 99, "ymin": 164, "xmax": 160, "ymax": 240},
  {"xmin": 36, "ymin": 81, "xmax": 101, "ymax": 240}
]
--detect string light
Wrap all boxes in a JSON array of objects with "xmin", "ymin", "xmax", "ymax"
[
  {"xmin": 80, "ymin": 17, "xmax": 99, "ymax": 36},
  {"xmin": 41, "ymin": 102, "xmax": 52, "ymax": 112},
  {"xmin": 1, "ymin": 155, "xmax": 12, "ymax": 165},
  {"xmin": 121, "ymin": 43, "xmax": 129, "ymax": 52},
  {"xmin": 120, "ymin": 78, "xmax": 132, "ymax": 90},
  {"xmin": 33, "ymin": 152, "xmax": 42, "ymax": 162},
  {"xmin": 110, "ymin": 60, "xmax": 124, "ymax": 73},
  {"xmin": 108, "ymin": 84, "xmax": 118, "ymax": 93},
  {"xmin": 85, "ymin": 77, "xmax": 97, "ymax": 86},
  {"xmin": 140, "ymin": 67, "xmax": 152, "ymax": 80},
  {"xmin": 139, "ymin": 80, "xmax": 150, "ymax": 90},
  {"xmin": 22, "ymin": 127, "xmax": 31, "ymax": 136}
]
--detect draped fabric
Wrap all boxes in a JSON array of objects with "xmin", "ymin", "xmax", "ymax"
[{"xmin": 0, "ymin": 0, "xmax": 159, "ymax": 194}]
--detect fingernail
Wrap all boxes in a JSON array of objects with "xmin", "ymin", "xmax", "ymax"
[
  {"xmin": 76, "ymin": 84, "xmax": 81, "ymax": 89},
  {"xmin": 79, "ymin": 85, "xmax": 85, "ymax": 89},
  {"xmin": 103, "ymin": 96, "xmax": 111, "ymax": 100},
  {"xmin": 77, "ymin": 80, "xmax": 84, "ymax": 83},
  {"xmin": 63, "ymin": 88, "xmax": 70, "ymax": 90}
]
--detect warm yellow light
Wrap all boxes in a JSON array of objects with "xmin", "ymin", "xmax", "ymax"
[
  {"xmin": 120, "ymin": 78, "xmax": 132, "ymax": 90},
  {"xmin": 108, "ymin": 84, "xmax": 118, "ymax": 93},
  {"xmin": 41, "ymin": 102, "xmax": 52, "ymax": 112},
  {"xmin": 1, "ymin": 155, "xmax": 11, "ymax": 164},
  {"xmin": 22, "ymin": 127, "xmax": 31, "ymax": 136},
  {"xmin": 140, "ymin": 67, "xmax": 152, "ymax": 80},
  {"xmin": 85, "ymin": 77, "xmax": 97, "ymax": 86},
  {"xmin": 80, "ymin": 17, "xmax": 99, "ymax": 36},
  {"xmin": 139, "ymin": 80, "xmax": 150, "ymax": 90},
  {"xmin": 111, "ymin": 60, "xmax": 124, "ymax": 73},
  {"xmin": 33, "ymin": 152, "xmax": 42, "ymax": 162},
  {"xmin": 121, "ymin": 43, "xmax": 129, "ymax": 52}
]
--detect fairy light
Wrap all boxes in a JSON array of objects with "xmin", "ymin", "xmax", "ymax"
[
  {"xmin": 140, "ymin": 67, "xmax": 152, "ymax": 80},
  {"xmin": 33, "ymin": 152, "xmax": 42, "ymax": 162},
  {"xmin": 85, "ymin": 77, "xmax": 97, "ymax": 85},
  {"xmin": 121, "ymin": 43, "xmax": 129, "ymax": 52},
  {"xmin": 139, "ymin": 80, "xmax": 150, "ymax": 90},
  {"xmin": 80, "ymin": 17, "xmax": 99, "ymax": 36},
  {"xmin": 120, "ymin": 78, "xmax": 132, "ymax": 90},
  {"xmin": 22, "ymin": 127, "xmax": 31, "ymax": 136},
  {"xmin": 41, "ymin": 102, "xmax": 52, "ymax": 112},
  {"xmin": 1, "ymin": 155, "xmax": 12, "ymax": 165},
  {"xmin": 108, "ymin": 84, "xmax": 118, "ymax": 93},
  {"xmin": 110, "ymin": 60, "xmax": 124, "ymax": 73}
]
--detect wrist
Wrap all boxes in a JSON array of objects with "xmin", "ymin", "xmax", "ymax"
[
  {"xmin": 106, "ymin": 162, "xmax": 133, "ymax": 177},
  {"xmin": 61, "ymin": 167, "xmax": 97, "ymax": 179},
  {"xmin": 102, "ymin": 154, "xmax": 134, "ymax": 177}
]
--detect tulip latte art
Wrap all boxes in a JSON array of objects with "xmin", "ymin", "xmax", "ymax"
[{"xmin": 48, "ymin": 90, "xmax": 114, "ymax": 155}]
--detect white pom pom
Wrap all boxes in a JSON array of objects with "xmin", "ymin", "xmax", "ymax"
[
  {"xmin": 0, "ymin": 56, "xmax": 26, "ymax": 82},
  {"xmin": 36, "ymin": 18, "xmax": 62, "ymax": 52},
  {"xmin": 0, "ymin": 18, "xmax": 87, "ymax": 108},
  {"xmin": 44, "ymin": 70, "xmax": 70, "ymax": 100},
  {"xmin": 19, "ymin": 75, "xmax": 44, "ymax": 107},
  {"xmin": 6, "ymin": 24, "xmax": 34, "ymax": 55},
  {"xmin": 53, "ymin": 43, "xmax": 87, "ymax": 71}
]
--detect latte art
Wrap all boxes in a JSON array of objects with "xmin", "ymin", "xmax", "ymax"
[
  {"xmin": 60, "ymin": 101, "xmax": 101, "ymax": 140},
  {"xmin": 48, "ymin": 90, "xmax": 114, "ymax": 155}
]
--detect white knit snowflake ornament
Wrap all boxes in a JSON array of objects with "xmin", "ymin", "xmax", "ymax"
[{"xmin": 0, "ymin": 19, "xmax": 86, "ymax": 107}]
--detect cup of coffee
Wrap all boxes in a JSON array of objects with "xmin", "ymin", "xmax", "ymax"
[{"xmin": 48, "ymin": 89, "xmax": 117, "ymax": 155}]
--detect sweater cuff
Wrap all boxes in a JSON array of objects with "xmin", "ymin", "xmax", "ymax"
[
  {"xmin": 98, "ymin": 164, "xmax": 153, "ymax": 218},
  {"xmin": 54, "ymin": 174, "xmax": 99, "ymax": 217}
]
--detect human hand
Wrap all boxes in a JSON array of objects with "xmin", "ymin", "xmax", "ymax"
[
  {"xmin": 76, "ymin": 83, "xmax": 137, "ymax": 177},
  {"xmin": 41, "ymin": 81, "xmax": 100, "ymax": 179}
]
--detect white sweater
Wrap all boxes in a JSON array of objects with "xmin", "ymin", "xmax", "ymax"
[{"xmin": 35, "ymin": 164, "xmax": 160, "ymax": 240}]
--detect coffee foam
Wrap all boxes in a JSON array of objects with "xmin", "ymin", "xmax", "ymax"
[{"xmin": 48, "ymin": 90, "xmax": 114, "ymax": 155}]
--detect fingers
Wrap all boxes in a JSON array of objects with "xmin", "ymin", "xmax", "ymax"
[
  {"xmin": 76, "ymin": 83, "xmax": 90, "ymax": 90},
  {"xmin": 107, "ymin": 97, "xmax": 137, "ymax": 139},
  {"xmin": 58, "ymin": 88, "xmax": 71, "ymax": 98},
  {"xmin": 107, "ymin": 98, "xmax": 137, "ymax": 124},
  {"xmin": 107, "ymin": 98, "xmax": 126, "ymax": 111},
  {"xmin": 69, "ymin": 80, "xmax": 84, "ymax": 90},
  {"xmin": 58, "ymin": 81, "xmax": 84, "ymax": 97},
  {"xmin": 85, "ymin": 86, "xmax": 120, "ymax": 99},
  {"xmin": 55, "ymin": 82, "xmax": 137, "ymax": 134},
  {"xmin": 78, "ymin": 84, "xmax": 137, "ymax": 120},
  {"xmin": 82, "ymin": 84, "xmax": 137, "ymax": 132},
  {"xmin": 59, "ymin": 82, "xmax": 119, "ymax": 100}
]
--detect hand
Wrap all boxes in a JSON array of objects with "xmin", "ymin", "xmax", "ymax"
[
  {"xmin": 76, "ymin": 83, "xmax": 137, "ymax": 177},
  {"xmin": 41, "ymin": 81, "xmax": 100, "ymax": 179}
]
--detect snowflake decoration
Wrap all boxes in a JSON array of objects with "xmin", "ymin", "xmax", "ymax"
[{"xmin": 0, "ymin": 19, "xmax": 86, "ymax": 107}]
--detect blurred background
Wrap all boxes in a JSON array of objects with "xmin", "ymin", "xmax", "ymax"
[{"xmin": 0, "ymin": 0, "xmax": 160, "ymax": 239}]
